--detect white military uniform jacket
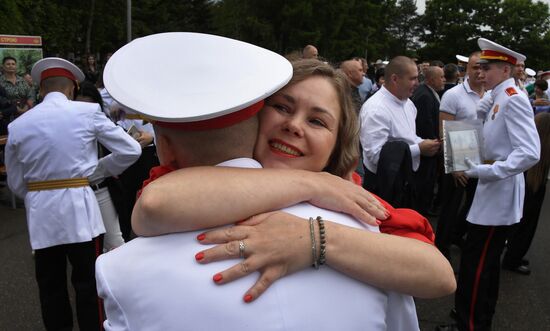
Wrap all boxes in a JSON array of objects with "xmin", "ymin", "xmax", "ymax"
[
  {"xmin": 96, "ymin": 158, "xmax": 419, "ymax": 331},
  {"xmin": 466, "ymin": 78, "xmax": 540, "ymax": 226},
  {"xmin": 360, "ymin": 86, "xmax": 423, "ymax": 173},
  {"xmin": 5, "ymin": 92, "xmax": 141, "ymax": 249}
]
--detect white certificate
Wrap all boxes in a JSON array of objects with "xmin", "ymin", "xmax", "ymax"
[{"xmin": 448, "ymin": 129, "xmax": 481, "ymax": 171}]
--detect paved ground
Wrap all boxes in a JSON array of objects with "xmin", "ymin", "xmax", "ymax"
[{"xmin": 1, "ymin": 184, "xmax": 549, "ymax": 330}]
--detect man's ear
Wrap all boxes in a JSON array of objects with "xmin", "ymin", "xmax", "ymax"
[
  {"xmin": 390, "ymin": 73, "xmax": 398, "ymax": 85},
  {"xmin": 155, "ymin": 132, "xmax": 178, "ymax": 168}
]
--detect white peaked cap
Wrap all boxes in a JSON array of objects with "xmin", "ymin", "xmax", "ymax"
[
  {"xmin": 477, "ymin": 38, "xmax": 526, "ymax": 64},
  {"xmin": 31, "ymin": 57, "xmax": 85, "ymax": 84},
  {"xmin": 104, "ymin": 32, "xmax": 292, "ymax": 128},
  {"xmin": 525, "ymin": 68, "xmax": 536, "ymax": 77},
  {"xmin": 455, "ymin": 55, "xmax": 469, "ymax": 63}
]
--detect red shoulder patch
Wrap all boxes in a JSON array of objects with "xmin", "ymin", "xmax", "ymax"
[{"xmin": 505, "ymin": 87, "xmax": 518, "ymax": 96}]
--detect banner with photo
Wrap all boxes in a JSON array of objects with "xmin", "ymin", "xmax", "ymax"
[
  {"xmin": 1, "ymin": 34, "xmax": 43, "ymax": 74},
  {"xmin": 0, "ymin": 48, "xmax": 44, "ymax": 75}
]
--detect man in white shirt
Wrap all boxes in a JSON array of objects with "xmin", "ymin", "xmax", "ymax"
[
  {"xmin": 5, "ymin": 58, "xmax": 141, "ymax": 331},
  {"xmin": 360, "ymin": 56, "xmax": 440, "ymax": 206},
  {"xmin": 96, "ymin": 32, "xmax": 420, "ymax": 331}
]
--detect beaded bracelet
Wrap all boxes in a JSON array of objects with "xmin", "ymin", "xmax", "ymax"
[
  {"xmin": 316, "ymin": 216, "xmax": 326, "ymax": 266},
  {"xmin": 309, "ymin": 217, "xmax": 319, "ymax": 269}
]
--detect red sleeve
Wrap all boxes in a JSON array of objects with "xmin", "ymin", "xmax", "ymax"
[
  {"xmin": 378, "ymin": 206, "xmax": 435, "ymax": 245},
  {"xmin": 352, "ymin": 172, "xmax": 435, "ymax": 245}
]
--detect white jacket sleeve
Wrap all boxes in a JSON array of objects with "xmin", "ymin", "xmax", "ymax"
[
  {"xmin": 93, "ymin": 108, "xmax": 142, "ymax": 178},
  {"xmin": 96, "ymin": 256, "xmax": 131, "ymax": 331},
  {"xmin": 5, "ymin": 134, "xmax": 27, "ymax": 198}
]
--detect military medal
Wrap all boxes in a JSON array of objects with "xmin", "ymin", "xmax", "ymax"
[{"xmin": 491, "ymin": 104, "xmax": 499, "ymax": 120}]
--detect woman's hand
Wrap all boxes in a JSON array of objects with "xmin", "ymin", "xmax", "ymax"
[
  {"xmin": 309, "ymin": 172, "xmax": 388, "ymax": 226},
  {"xmin": 195, "ymin": 211, "xmax": 313, "ymax": 303}
]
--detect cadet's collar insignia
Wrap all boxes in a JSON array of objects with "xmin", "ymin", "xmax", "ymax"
[
  {"xmin": 505, "ymin": 87, "xmax": 518, "ymax": 96},
  {"xmin": 491, "ymin": 104, "xmax": 499, "ymax": 120}
]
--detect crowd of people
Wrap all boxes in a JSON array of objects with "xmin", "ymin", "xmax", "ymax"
[{"xmin": 0, "ymin": 32, "xmax": 547, "ymax": 331}]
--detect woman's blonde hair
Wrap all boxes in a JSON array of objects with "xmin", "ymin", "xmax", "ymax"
[
  {"xmin": 284, "ymin": 59, "xmax": 360, "ymax": 178},
  {"xmin": 526, "ymin": 112, "xmax": 550, "ymax": 192}
]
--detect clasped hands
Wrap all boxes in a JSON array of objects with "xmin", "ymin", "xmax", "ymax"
[{"xmin": 192, "ymin": 174, "xmax": 388, "ymax": 303}]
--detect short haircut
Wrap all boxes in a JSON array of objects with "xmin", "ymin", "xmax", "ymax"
[
  {"xmin": 340, "ymin": 59, "xmax": 360, "ymax": 74},
  {"xmin": 2, "ymin": 56, "xmax": 16, "ymax": 64},
  {"xmin": 384, "ymin": 56, "xmax": 416, "ymax": 81},
  {"xmin": 155, "ymin": 115, "xmax": 258, "ymax": 167},
  {"xmin": 493, "ymin": 61, "xmax": 514, "ymax": 77},
  {"xmin": 425, "ymin": 66, "xmax": 442, "ymax": 81},
  {"xmin": 469, "ymin": 51, "xmax": 482, "ymax": 58},
  {"xmin": 443, "ymin": 63, "xmax": 459, "ymax": 80},
  {"xmin": 430, "ymin": 60, "xmax": 444, "ymax": 68},
  {"xmin": 535, "ymin": 79, "xmax": 548, "ymax": 91},
  {"xmin": 40, "ymin": 76, "xmax": 75, "ymax": 95}
]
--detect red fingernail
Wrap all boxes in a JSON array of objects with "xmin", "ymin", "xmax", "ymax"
[
  {"xmin": 376, "ymin": 220, "xmax": 382, "ymax": 225},
  {"xmin": 197, "ymin": 233, "xmax": 206, "ymax": 241},
  {"xmin": 244, "ymin": 294, "xmax": 253, "ymax": 303},
  {"xmin": 213, "ymin": 273, "xmax": 223, "ymax": 283},
  {"xmin": 195, "ymin": 252, "xmax": 204, "ymax": 261}
]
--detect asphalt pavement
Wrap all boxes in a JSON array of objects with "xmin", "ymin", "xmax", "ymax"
[{"xmin": 1, "ymin": 184, "xmax": 549, "ymax": 330}]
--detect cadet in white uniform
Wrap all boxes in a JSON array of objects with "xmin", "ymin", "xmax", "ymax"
[
  {"xmin": 435, "ymin": 52, "xmax": 486, "ymax": 259},
  {"xmin": 5, "ymin": 58, "xmax": 141, "ymax": 331},
  {"xmin": 96, "ymin": 32, "xmax": 420, "ymax": 331},
  {"xmin": 437, "ymin": 39, "xmax": 540, "ymax": 331}
]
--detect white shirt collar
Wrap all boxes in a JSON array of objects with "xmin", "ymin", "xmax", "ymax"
[
  {"xmin": 217, "ymin": 158, "xmax": 262, "ymax": 168},
  {"xmin": 380, "ymin": 85, "xmax": 408, "ymax": 106},
  {"xmin": 43, "ymin": 91, "xmax": 69, "ymax": 101}
]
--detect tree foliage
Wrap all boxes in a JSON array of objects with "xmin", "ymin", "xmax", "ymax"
[
  {"xmin": 420, "ymin": 0, "xmax": 550, "ymax": 69},
  {"xmin": 0, "ymin": 0, "xmax": 549, "ymax": 68}
]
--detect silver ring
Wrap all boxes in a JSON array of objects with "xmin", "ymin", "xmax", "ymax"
[{"xmin": 238, "ymin": 240, "xmax": 246, "ymax": 258}]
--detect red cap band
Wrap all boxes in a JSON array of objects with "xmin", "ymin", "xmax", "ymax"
[
  {"xmin": 154, "ymin": 100, "xmax": 264, "ymax": 131},
  {"xmin": 40, "ymin": 68, "xmax": 76, "ymax": 82},
  {"xmin": 480, "ymin": 50, "xmax": 517, "ymax": 65}
]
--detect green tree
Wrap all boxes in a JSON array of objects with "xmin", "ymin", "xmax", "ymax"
[
  {"xmin": 487, "ymin": 0, "xmax": 550, "ymax": 70},
  {"xmin": 419, "ymin": 0, "xmax": 550, "ymax": 69},
  {"xmin": 386, "ymin": 0, "xmax": 422, "ymax": 57},
  {"xmin": 419, "ymin": 0, "xmax": 499, "ymax": 62},
  {"xmin": 211, "ymin": 0, "xmax": 404, "ymax": 63},
  {"xmin": 0, "ymin": 0, "xmax": 26, "ymax": 35}
]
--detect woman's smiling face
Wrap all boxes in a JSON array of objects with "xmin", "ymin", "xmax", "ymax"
[{"xmin": 254, "ymin": 75, "xmax": 340, "ymax": 172}]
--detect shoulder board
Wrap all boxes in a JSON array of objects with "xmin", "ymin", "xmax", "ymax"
[{"xmin": 505, "ymin": 87, "xmax": 518, "ymax": 96}]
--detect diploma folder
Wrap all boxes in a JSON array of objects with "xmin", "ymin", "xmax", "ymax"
[{"xmin": 443, "ymin": 119, "xmax": 484, "ymax": 174}]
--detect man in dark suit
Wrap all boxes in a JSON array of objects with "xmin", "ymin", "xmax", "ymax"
[{"xmin": 411, "ymin": 66, "xmax": 445, "ymax": 214}]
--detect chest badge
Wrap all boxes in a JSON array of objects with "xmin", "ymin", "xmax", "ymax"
[{"xmin": 491, "ymin": 104, "xmax": 499, "ymax": 120}]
